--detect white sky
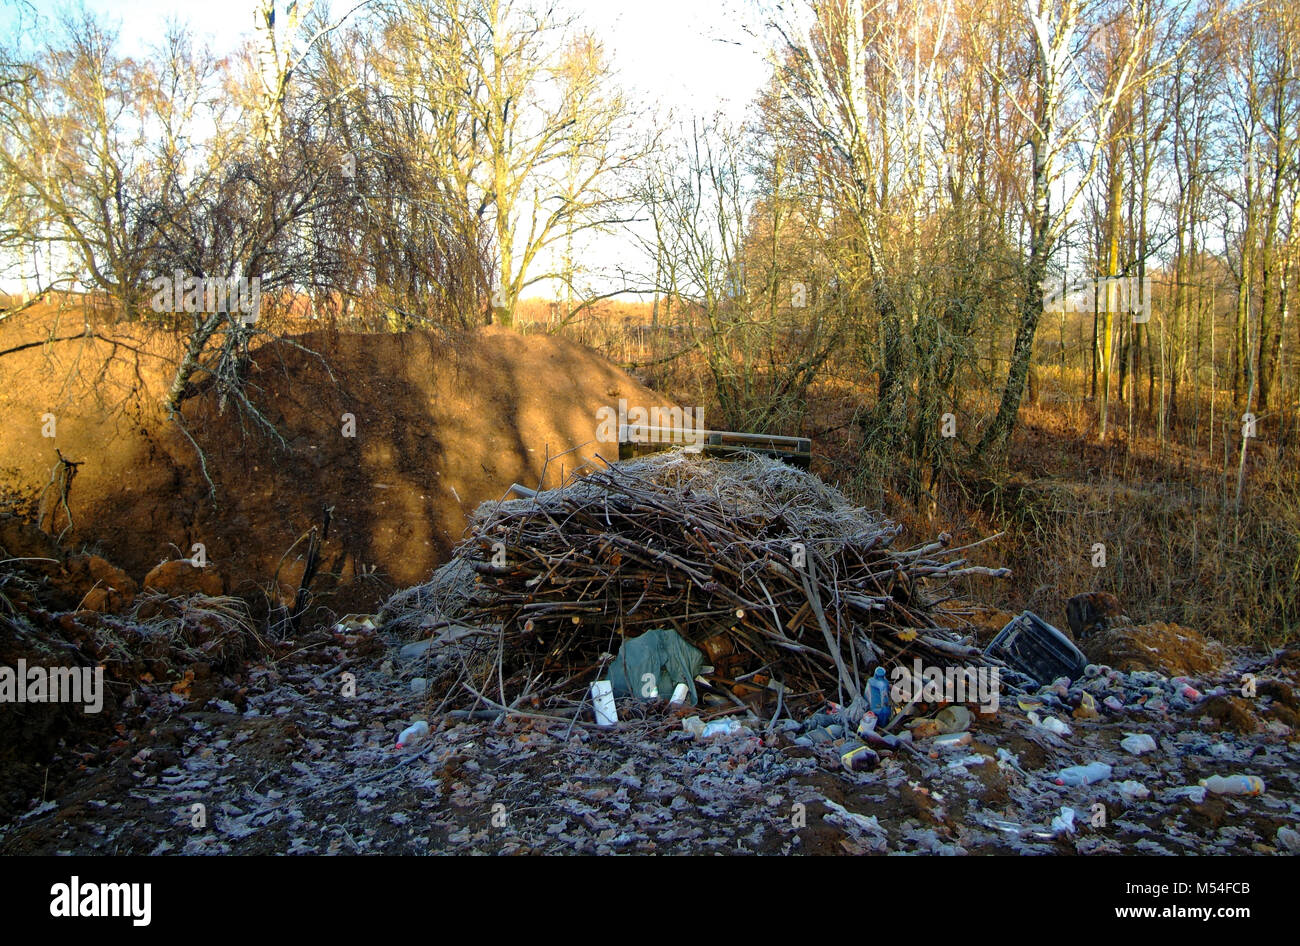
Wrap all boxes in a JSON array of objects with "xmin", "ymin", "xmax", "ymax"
[
  {"xmin": 57, "ymin": 0, "xmax": 772, "ymax": 115},
  {"xmin": 571, "ymin": 0, "xmax": 769, "ymax": 121},
  {"xmin": 62, "ymin": 0, "xmax": 770, "ymax": 118}
]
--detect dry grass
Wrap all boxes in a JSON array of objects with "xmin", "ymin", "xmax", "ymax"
[
  {"xmin": 112, "ymin": 591, "xmax": 266, "ymax": 668},
  {"xmin": 525, "ymin": 298, "xmax": 1298, "ymax": 647}
]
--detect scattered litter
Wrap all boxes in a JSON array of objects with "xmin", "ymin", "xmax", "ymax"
[
  {"xmin": 1120, "ymin": 733, "xmax": 1157, "ymax": 755},
  {"xmin": 821, "ymin": 799, "xmax": 886, "ymax": 841},
  {"xmin": 931, "ymin": 732, "xmax": 972, "ymax": 753},
  {"xmin": 908, "ymin": 717, "xmax": 943, "ymax": 739},
  {"xmin": 1200, "ymin": 774, "xmax": 1265, "ymax": 796},
  {"xmin": 1166, "ymin": 785, "xmax": 1208, "ymax": 804},
  {"xmin": 935, "ymin": 706, "xmax": 972, "ymax": 734},
  {"xmin": 9, "ymin": 452, "xmax": 1295, "ymax": 855},
  {"xmin": 590, "ymin": 681, "xmax": 618, "ymax": 727},
  {"xmin": 1050, "ymin": 806, "xmax": 1076, "ymax": 835},
  {"xmin": 841, "ymin": 743, "xmax": 880, "ymax": 772},
  {"xmin": 334, "ymin": 614, "xmax": 377, "ymax": 632},
  {"xmin": 701, "ymin": 718, "xmax": 748, "ymax": 738},
  {"xmin": 1056, "ymin": 762, "xmax": 1111, "ymax": 787},
  {"xmin": 1117, "ymin": 780, "xmax": 1150, "ymax": 800},
  {"xmin": 395, "ymin": 720, "xmax": 429, "ymax": 749},
  {"xmin": 1030, "ymin": 712, "xmax": 1072, "ymax": 737},
  {"xmin": 1072, "ymin": 692, "xmax": 1099, "ymax": 720},
  {"xmin": 398, "ymin": 639, "xmax": 432, "ymax": 660}
]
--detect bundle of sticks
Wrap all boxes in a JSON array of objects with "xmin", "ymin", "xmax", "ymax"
[{"xmin": 398, "ymin": 452, "xmax": 1009, "ymax": 719}]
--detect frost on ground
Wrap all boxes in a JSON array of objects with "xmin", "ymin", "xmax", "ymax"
[{"xmin": 2, "ymin": 625, "xmax": 1298, "ymax": 855}]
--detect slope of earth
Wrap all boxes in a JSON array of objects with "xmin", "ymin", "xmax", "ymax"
[{"xmin": 0, "ymin": 306, "xmax": 670, "ymax": 613}]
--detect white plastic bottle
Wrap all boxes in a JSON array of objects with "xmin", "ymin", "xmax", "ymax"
[
  {"xmin": 1056, "ymin": 761, "xmax": 1112, "ymax": 786},
  {"xmin": 590, "ymin": 680, "xmax": 618, "ymax": 727},
  {"xmin": 1200, "ymin": 774, "xmax": 1265, "ymax": 796},
  {"xmin": 701, "ymin": 718, "xmax": 742, "ymax": 738}
]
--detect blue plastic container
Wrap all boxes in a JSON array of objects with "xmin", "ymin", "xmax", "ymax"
[{"xmin": 867, "ymin": 666, "xmax": 893, "ymax": 725}]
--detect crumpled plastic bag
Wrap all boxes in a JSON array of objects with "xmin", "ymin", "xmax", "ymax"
[{"xmin": 606, "ymin": 627, "xmax": 705, "ymax": 704}]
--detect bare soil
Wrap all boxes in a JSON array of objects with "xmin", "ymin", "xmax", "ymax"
[{"xmin": 0, "ymin": 306, "xmax": 670, "ymax": 615}]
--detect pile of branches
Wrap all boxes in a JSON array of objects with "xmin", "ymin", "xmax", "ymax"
[{"xmin": 386, "ymin": 452, "xmax": 1009, "ymax": 720}]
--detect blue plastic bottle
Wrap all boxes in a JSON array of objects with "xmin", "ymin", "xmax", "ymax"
[{"xmin": 867, "ymin": 666, "xmax": 892, "ymax": 726}]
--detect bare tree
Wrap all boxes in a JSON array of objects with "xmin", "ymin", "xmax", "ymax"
[
  {"xmin": 976, "ymin": 0, "xmax": 1156, "ymax": 457},
  {"xmin": 0, "ymin": 11, "xmax": 163, "ymax": 317}
]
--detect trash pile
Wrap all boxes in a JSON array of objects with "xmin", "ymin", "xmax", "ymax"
[
  {"xmin": 365, "ymin": 452, "xmax": 1296, "ymax": 854},
  {"xmin": 382, "ymin": 452, "xmax": 1010, "ymax": 722},
  {"xmin": 7, "ymin": 611, "xmax": 1295, "ymax": 854}
]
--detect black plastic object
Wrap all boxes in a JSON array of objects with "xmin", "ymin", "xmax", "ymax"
[{"xmin": 984, "ymin": 611, "xmax": 1089, "ymax": 686}]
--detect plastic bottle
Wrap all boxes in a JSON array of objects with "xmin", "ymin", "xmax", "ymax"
[
  {"xmin": 859, "ymin": 729, "xmax": 899, "ymax": 750},
  {"xmin": 1055, "ymin": 761, "xmax": 1112, "ymax": 786},
  {"xmin": 590, "ymin": 680, "xmax": 618, "ymax": 727},
  {"xmin": 857, "ymin": 711, "xmax": 878, "ymax": 736},
  {"xmin": 396, "ymin": 720, "xmax": 429, "ymax": 748},
  {"xmin": 933, "ymin": 731, "xmax": 972, "ymax": 749},
  {"xmin": 867, "ymin": 667, "xmax": 892, "ymax": 725},
  {"xmin": 702, "ymin": 718, "xmax": 742, "ymax": 738},
  {"xmin": 840, "ymin": 743, "xmax": 879, "ymax": 772},
  {"xmin": 1200, "ymin": 774, "xmax": 1265, "ymax": 796}
]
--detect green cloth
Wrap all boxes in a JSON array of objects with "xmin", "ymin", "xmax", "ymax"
[{"xmin": 606, "ymin": 627, "xmax": 705, "ymax": 705}]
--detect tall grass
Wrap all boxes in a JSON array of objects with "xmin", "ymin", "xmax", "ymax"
[{"xmin": 534, "ymin": 296, "xmax": 1299, "ymax": 646}]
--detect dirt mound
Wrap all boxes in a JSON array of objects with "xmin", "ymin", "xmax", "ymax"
[
  {"xmin": 0, "ymin": 306, "xmax": 670, "ymax": 614},
  {"xmin": 1079, "ymin": 621, "xmax": 1229, "ymax": 677}
]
